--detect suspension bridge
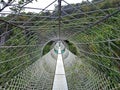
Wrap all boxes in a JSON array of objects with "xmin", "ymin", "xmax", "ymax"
[{"xmin": 0, "ymin": 0, "xmax": 120, "ymax": 90}]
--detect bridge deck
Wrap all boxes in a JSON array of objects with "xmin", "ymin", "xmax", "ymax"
[{"xmin": 52, "ymin": 47, "xmax": 68, "ymax": 90}]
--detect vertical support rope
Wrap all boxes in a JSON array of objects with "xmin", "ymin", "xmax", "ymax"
[{"xmin": 58, "ymin": 0, "xmax": 62, "ymax": 46}]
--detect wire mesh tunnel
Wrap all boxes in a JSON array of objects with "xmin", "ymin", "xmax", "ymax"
[{"xmin": 0, "ymin": 0, "xmax": 120, "ymax": 90}]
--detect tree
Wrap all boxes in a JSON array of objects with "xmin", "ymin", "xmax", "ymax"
[
  {"xmin": 0, "ymin": 0, "xmax": 37, "ymax": 12},
  {"xmin": 92, "ymin": 0, "xmax": 100, "ymax": 2}
]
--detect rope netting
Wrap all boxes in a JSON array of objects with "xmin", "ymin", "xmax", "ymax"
[{"xmin": 0, "ymin": 0, "xmax": 120, "ymax": 90}]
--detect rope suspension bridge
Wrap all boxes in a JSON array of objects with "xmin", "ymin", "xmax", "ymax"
[{"xmin": 0, "ymin": 0, "xmax": 120, "ymax": 90}]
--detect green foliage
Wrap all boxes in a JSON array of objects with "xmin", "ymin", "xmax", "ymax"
[
  {"xmin": 0, "ymin": 26, "xmax": 41, "ymax": 85},
  {"xmin": 72, "ymin": 12, "xmax": 120, "ymax": 84},
  {"xmin": 42, "ymin": 41, "xmax": 54, "ymax": 55},
  {"xmin": 65, "ymin": 40, "xmax": 79, "ymax": 55}
]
